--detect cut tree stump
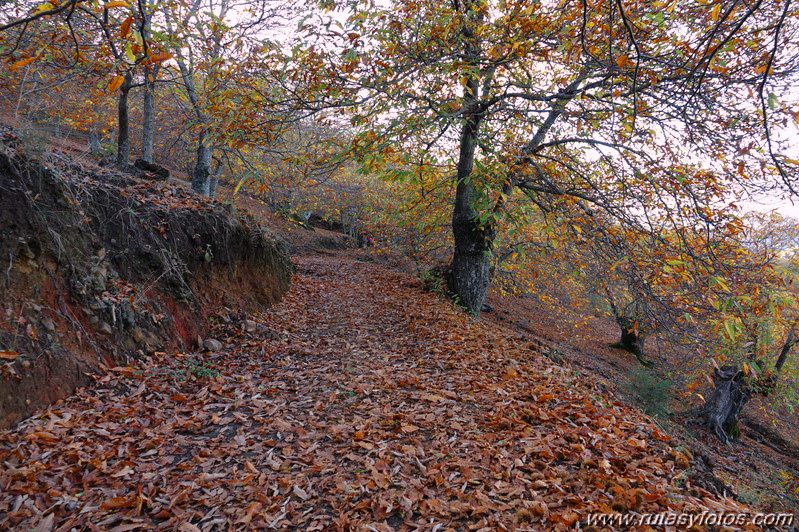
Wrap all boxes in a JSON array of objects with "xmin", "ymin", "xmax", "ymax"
[{"xmin": 703, "ymin": 365, "xmax": 750, "ymax": 445}]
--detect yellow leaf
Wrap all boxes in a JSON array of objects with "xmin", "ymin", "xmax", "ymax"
[
  {"xmin": 34, "ymin": 2, "xmax": 55, "ymax": 13},
  {"xmin": 711, "ymin": 4, "xmax": 720, "ymax": 22},
  {"xmin": 103, "ymin": 0, "xmax": 129, "ymax": 8},
  {"xmin": 755, "ymin": 64, "xmax": 774, "ymax": 76},
  {"xmin": 695, "ymin": 392, "xmax": 705, "ymax": 402}
]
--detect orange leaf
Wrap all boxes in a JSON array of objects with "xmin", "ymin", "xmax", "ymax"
[
  {"xmin": 120, "ymin": 16, "xmax": 133, "ymax": 38},
  {"xmin": 652, "ymin": 429, "xmax": 671, "ymax": 441},
  {"xmin": 0, "ymin": 351, "xmax": 19, "ymax": 360},
  {"xmin": 10, "ymin": 57, "xmax": 37, "ymax": 71},
  {"xmin": 107, "ymin": 74, "xmax": 125, "ymax": 93},
  {"xmin": 25, "ymin": 431, "xmax": 59, "ymax": 443},
  {"xmin": 101, "ymin": 496, "xmax": 136, "ymax": 509},
  {"xmin": 148, "ymin": 51, "xmax": 172, "ymax": 63}
]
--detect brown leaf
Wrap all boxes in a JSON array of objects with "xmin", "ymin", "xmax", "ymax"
[
  {"xmin": 101, "ymin": 496, "xmax": 136, "ymax": 510},
  {"xmin": 112, "ymin": 465, "xmax": 134, "ymax": 477}
]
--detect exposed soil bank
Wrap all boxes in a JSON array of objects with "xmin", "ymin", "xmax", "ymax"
[{"xmin": 0, "ymin": 127, "xmax": 293, "ymax": 427}]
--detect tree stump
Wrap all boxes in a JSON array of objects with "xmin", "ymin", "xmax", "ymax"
[
  {"xmin": 703, "ymin": 365, "xmax": 750, "ymax": 445},
  {"xmin": 611, "ymin": 315, "xmax": 652, "ymax": 366},
  {"xmin": 134, "ymin": 158, "xmax": 169, "ymax": 180}
]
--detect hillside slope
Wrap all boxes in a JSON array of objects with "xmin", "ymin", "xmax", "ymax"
[
  {"xmin": 0, "ymin": 127, "xmax": 293, "ymax": 427},
  {"xmin": 0, "ymin": 252, "xmax": 754, "ymax": 530}
]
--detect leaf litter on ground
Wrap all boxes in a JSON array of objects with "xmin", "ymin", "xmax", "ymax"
[{"xmin": 0, "ymin": 253, "xmax": 752, "ymax": 530}]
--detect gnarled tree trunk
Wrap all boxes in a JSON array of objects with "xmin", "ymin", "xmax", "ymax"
[
  {"xmin": 615, "ymin": 315, "xmax": 650, "ymax": 366},
  {"xmin": 703, "ymin": 365, "xmax": 750, "ymax": 445}
]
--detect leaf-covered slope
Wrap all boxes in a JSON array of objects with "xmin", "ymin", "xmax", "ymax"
[{"xmin": 0, "ymin": 253, "xmax": 748, "ymax": 530}]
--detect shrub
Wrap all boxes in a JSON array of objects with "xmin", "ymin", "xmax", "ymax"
[{"xmin": 620, "ymin": 366, "xmax": 673, "ymax": 419}]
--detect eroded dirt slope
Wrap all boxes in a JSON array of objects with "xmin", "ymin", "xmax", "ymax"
[{"xmin": 0, "ymin": 129, "xmax": 292, "ymax": 427}]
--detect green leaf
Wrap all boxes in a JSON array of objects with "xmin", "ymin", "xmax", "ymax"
[
  {"xmin": 768, "ymin": 92, "xmax": 778, "ymax": 110},
  {"xmin": 125, "ymin": 41, "xmax": 136, "ymax": 64},
  {"xmin": 724, "ymin": 320, "xmax": 737, "ymax": 341}
]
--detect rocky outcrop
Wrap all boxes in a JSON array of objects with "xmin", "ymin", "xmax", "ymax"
[{"xmin": 0, "ymin": 127, "xmax": 293, "ymax": 427}]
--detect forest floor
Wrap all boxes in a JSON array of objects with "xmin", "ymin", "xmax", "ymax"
[{"xmin": 0, "ymin": 250, "xmax": 759, "ymax": 530}]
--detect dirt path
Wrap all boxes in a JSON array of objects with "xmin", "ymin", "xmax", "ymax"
[{"xmin": 0, "ymin": 253, "xmax": 748, "ymax": 530}]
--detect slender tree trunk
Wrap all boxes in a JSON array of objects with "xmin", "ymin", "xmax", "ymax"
[
  {"xmin": 89, "ymin": 128, "xmax": 102, "ymax": 156},
  {"xmin": 775, "ymin": 328, "xmax": 796, "ymax": 374},
  {"xmin": 141, "ymin": 64, "xmax": 158, "ymax": 162},
  {"xmin": 209, "ymin": 157, "xmax": 222, "ymax": 198},
  {"xmin": 116, "ymin": 71, "xmax": 133, "ymax": 167}
]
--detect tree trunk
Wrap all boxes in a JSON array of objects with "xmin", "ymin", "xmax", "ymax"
[
  {"xmin": 141, "ymin": 64, "xmax": 158, "ymax": 163},
  {"xmin": 451, "ymin": 180, "xmax": 493, "ymax": 317},
  {"xmin": 116, "ymin": 71, "xmax": 133, "ymax": 167},
  {"xmin": 192, "ymin": 133, "xmax": 213, "ymax": 196},
  {"xmin": 89, "ymin": 128, "xmax": 102, "ymax": 156},
  {"xmin": 449, "ymin": 9, "xmax": 492, "ymax": 318},
  {"xmin": 775, "ymin": 328, "xmax": 796, "ymax": 374},
  {"xmin": 703, "ymin": 365, "xmax": 750, "ymax": 445},
  {"xmin": 209, "ymin": 157, "xmax": 222, "ymax": 198},
  {"xmin": 615, "ymin": 315, "xmax": 650, "ymax": 366}
]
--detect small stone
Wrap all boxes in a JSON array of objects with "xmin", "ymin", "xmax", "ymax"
[
  {"xmin": 243, "ymin": 319, "xmax": 257, "ymax": 333},
  {"xmin": 41, "ymin": 317, "xmax": 55, "ymax": 332},
  {"xmin": 99, "ymin": 322, "xmax": 113, "ymax": 335},
  {"xmin": 204, "ymin": 338, "xmax": 223, "ymax": 351}
]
